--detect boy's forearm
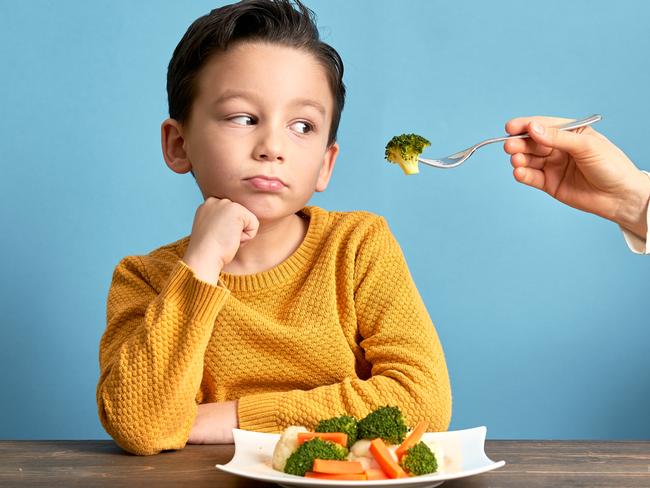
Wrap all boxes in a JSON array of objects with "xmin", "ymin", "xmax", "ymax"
[
  {"xmin": 188, "ymin": 400, "xmax": 239, "ymax": 444},
  {"xmin": 98, "ymin": 259, "xmax": 230, "ymax": 455},
  {"xmin": 237, "ymin": 362, "xmax": 451, "ymax": 435}
]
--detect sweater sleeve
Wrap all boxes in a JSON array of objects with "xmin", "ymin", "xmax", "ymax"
[
  {"xmin": 237, "ymin": 217, "xmax": 452, "ymax": 432},
  {"xmin": 97, "ymin": 257, "xmax": 230, "ymax": 455}
]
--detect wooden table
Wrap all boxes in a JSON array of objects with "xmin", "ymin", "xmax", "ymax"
[{"xmin": 1, "ymin": 440, "xmax": 649, "ymax": 487}]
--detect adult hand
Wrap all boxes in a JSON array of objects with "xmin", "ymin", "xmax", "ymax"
[
  {"xmin": 503, "ymin": 116, "xmax": 650, "ymax": 238},
  {"xmin": 188, "ymin": 400, "xmax": 239, "ymax": 444}
]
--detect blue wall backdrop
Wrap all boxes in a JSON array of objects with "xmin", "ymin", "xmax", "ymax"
[{"xmin": 1, "ymin": 0, "xmax": 648, "ymax": 440}]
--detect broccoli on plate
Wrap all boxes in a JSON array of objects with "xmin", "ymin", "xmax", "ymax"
[
  {"xmin": 399, "ymin": 441, "xmax": 438, "ymax": 476},
  {"xmin": 357, "ymin": 405, "xmax": 409, "ymax": 445},
  {"xmin": 283, "ymin": 438, "xmax": 348, "ymax": 477},
  {"xmin": 315, "ymin": 415, "xmax": 358, "ymax": 448}
]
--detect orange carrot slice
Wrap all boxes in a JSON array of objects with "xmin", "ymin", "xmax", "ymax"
[
  {"xmin": 395, "ymin": 420, "xmax": 429, "ymax": 460},
  {"xmin": 369, "ymin": 438, "xmax": 408, "ymax": 479},
  {"xmin": 365, "ymin": 468, "xmax": 389, "ymax": 480},
  {"xmin": 297, "ymin": 432, "xmax": 348, "ymax": 447},
  {"xmin": 305, "ymin": 472, "xmax": 368, "ymax": 480},
  {"xmin": 312, "ymin": 459, "xmax": 364, "ymax": 474}
]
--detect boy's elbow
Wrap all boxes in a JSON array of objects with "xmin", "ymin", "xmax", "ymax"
[
  {"xmin": 117, "ymin": 437, "xmax": 183, "ymax": 456},
  {"xmin": 111, "ymin": 433, "xmax": 168, "ymax": 456},
  {"xmin": 97, "ymin": 393, "xmax": 188, "ymax": 456},
  {"xmin": 101, "ymin": 412, "xmax": 188, "ymax": 456}
]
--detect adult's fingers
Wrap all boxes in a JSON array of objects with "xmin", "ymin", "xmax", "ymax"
[
  {"xmin": 504, "ymin": 137, "xmax": 553, "ymax": 157},
  {"xmin": 510, "ymin": 152, "xmax": 548, "ymax": 170},
  {"xmin": 525, "ymin": 121, "xmax": 592, "ymax": 156},
  {"xmin": 505, "ymin": 116, "xmax": 574, "ymax": 135},
  {"xmin": 513, "ymin": 166, "xmax": 545, "ymax": 191}
]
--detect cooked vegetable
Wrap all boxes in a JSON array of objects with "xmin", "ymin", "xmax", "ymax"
[
  {"xmin": 305, "ymin": 472, "xmax": 368, "ymax": 480},
  {"xmin": 297, "ymin": 432, "xmax": 348, "ymax": 447},
  {"xmin": 395, "ymin": 420, "xmax": 429, "ymax": 460},
  {"xmin": 312, "ymin": 459, "xmax": 364, "ymax": 474},
  {"xmin": 369, "ymin": 438, "xmax": 408, "ymax": 479},
  {"xmin": 315, "ymin": 415, "xmax": 358, "ymax": 447},
  {"xmin": 357, "ymin": 405, "xmax": 409, "ymax": 445},
  {"xmin": 275, "ymin": 406, "xmax": 442, "ymax": 478},
  {"xmin": 349, "ymin": 439, "xmax": 372, "ymax": 458},
  {"xmin": 384, "ymin": 133, "xmax": 431, "ymax": 175},
  {"xmin": 365, "ymin": 468, "xmax": 389, "ymax": 480},
  {"xmin": 346, "ymin": 440, "xmax": 379, "ymax": 472},
  {"xmin": 283, "ymin": 438, "xmax": 348, "ymax": 477},
  {"xmin": 399, "ymin": 441, "xmax": 438, "ymax": 476},
  {"xmin": 272, "ymin": 426, "xmax": 309, "ymax": 472}
]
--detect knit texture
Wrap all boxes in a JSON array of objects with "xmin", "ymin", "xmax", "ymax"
[{"xmin": 97, "ymin": 206, "xmax": 452, "ymax": 455}]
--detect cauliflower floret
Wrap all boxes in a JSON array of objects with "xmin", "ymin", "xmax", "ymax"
[
  {"xmin": 349, "ymin": 439, "xmax": 372, "ymax": 458},
  {"xmin": 349, "ymin": 438, "xmax": 398, "ymax": 459},
  {"xmin": 346, "ymin": 439, "xmax": 396, "ymax": 471},
  {"xmin": 347, "ymin": 440, "xmax": 378, "ymax": 471},
  {"xmin": 272, "ymin": 426, "xmax": 308, "ymax": 472},
  {"xmin": 347, "ymin": 451, "xmax": 380, "ymax": 471}
]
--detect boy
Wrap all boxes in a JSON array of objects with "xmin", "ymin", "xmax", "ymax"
[{"xmin": 97, "ymin": 0, "xmax": 451, "ymax": 456}]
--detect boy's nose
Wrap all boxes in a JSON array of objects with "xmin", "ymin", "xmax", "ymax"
[{"xmin": 253, "ymin": 126, "xmax": 285, "ymax": 163}]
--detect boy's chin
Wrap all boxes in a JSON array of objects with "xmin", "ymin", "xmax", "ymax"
[{"xmin": 240, "ymin": 199, "xmax": 305, "ymax": 224}]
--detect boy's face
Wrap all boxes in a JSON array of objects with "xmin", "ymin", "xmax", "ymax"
[{"xmin": 163, "ymin": 41, "xmax": 339, "ymax": 222}]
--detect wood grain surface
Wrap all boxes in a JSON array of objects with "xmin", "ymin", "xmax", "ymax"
[{"xmin": 1, "ymin": 440, "xmax": 648, "ymax": 487}]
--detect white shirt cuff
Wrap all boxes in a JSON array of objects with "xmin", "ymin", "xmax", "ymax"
[{"xmin": 620, "ymin": 170, "xmax": 650, "ymax": 254}]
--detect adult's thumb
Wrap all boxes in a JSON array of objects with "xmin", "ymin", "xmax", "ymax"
[{"xmin": 527, "ymin": 121, "xmax": 590, "ymax": 156}]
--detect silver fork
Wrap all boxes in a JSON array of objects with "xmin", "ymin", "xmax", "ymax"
[{"xmin": 418, "ymin": 114, "xmax": 602, "ymax": 169}]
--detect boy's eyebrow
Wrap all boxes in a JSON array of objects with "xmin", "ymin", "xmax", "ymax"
[
  {"xmin": 213, "ymin": 90, "xmax": 327, "ymax": 117},
  {"xmin": 290, "ymin": 98, "xmax": 327, "ymax": 117},
  {"xmin": 213, "ymin": 90, "xmax": 259, "ymax": 106}
]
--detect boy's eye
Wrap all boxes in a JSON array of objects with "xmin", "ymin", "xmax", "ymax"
[
  {"xmin": 290, "ymin": 121, "xmax": 313, "ymax": 134},
  {"xmin": 229, "ymin": 115, "xmax": 256, "ymax": 126}
]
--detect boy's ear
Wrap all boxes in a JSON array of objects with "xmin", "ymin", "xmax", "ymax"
[
  {"xmin": 315, "ymin": 142, "xmax": 339, "ymax": 192},
  {"xmin": 161, "ymin": 118, "xmax": 192, "ymax": 174}
]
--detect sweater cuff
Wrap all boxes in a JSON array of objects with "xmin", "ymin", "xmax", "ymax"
[
  {"xmin": 619, "ymin": 170, "xmax": 650, "ymax": 255},
  {"xmin": 160, "ymin": 260, "xmax": 230, "ymax": 323},
  {"xmin": 237, "ymin": 392, "xmax": 282, "ymax": 432}
]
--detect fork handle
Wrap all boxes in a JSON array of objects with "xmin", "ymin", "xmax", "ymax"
[{"xmin": 479, "ymin": 114, "xmax": 603, "ymax": 146}]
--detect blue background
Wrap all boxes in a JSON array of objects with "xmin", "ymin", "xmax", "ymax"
[{"xmin": 1, "ymin": 0, "xmax": 648, "ymax": 440}]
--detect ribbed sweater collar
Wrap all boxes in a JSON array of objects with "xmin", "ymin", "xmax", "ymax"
[{"xmin": 218, "ymin": 206, "xmax": 327, "ymax": 292}]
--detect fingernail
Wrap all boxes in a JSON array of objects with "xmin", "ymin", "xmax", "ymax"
[{"xmin": 531, "ymin": 123, "xmax": 545, "ymax": 135}]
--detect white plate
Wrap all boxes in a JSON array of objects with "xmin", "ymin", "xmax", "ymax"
[{"xmin": 216, "ymin": 426, "xmax": 505, "ymax": 487}]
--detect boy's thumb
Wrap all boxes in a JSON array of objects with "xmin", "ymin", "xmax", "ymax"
[{"xmin": 528, "ymin": 121, "xmax": 589, "ymax": 156}]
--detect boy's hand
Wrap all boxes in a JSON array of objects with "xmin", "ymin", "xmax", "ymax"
[
  {"xmin": 183, "ymin": 198, "xmax": 259, "ymax": 284},
  {"xmin": 504, "ymin": 116, "xmax": 650, "ymax": 238},
  {"xmin": 188, "ymin": 400, "xmax": 238, "ymax": 445}
]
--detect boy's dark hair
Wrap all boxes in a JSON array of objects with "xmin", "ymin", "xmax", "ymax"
[{"xmin": 167, "ymin": 0, "xmax": 345, "ymax": 146}]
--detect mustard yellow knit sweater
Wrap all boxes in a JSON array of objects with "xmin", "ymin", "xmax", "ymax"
[{"xmin": 97, "ymin": 206, "xmax": 452, "ymax": 455}]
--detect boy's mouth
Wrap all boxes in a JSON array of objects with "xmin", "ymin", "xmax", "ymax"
[{"xmin": 244, "ymin": 175, "xmax": 287, "ymax": 192}]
